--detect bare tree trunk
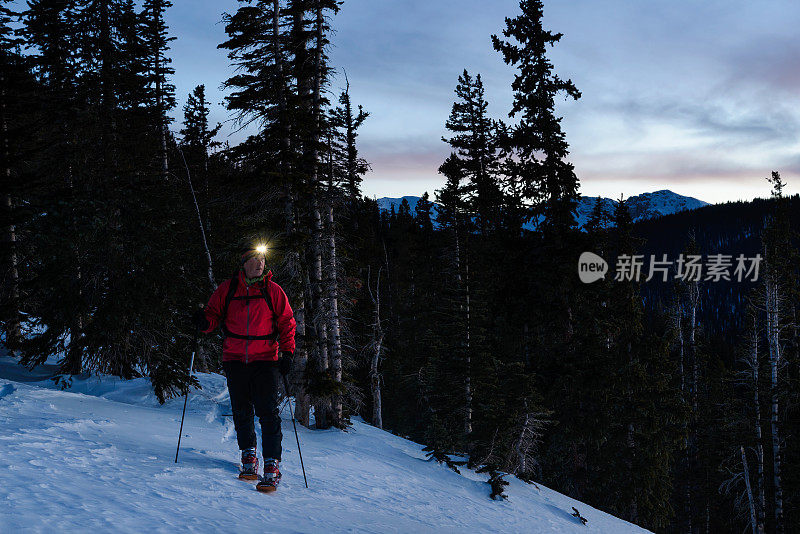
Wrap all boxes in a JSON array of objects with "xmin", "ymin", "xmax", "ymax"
[
  {"xmin": 291, "ymin": 288, "xmax": 310, "ymax": 426},
  {"xmin": 307, "ymin": 0, "xmax": 332, "ymax": 429},
  {"xmin": 688, "ymin": 279, "xmax": 700, "ymax": 533},
  {"xmin": 322, "ymin": 130, "xmax": 342, "ymax": 423},
  {"xmin": 742, "ymin": 446, "xmax": 758, "ymax": 534},
  {"xmin": 674, "ymin": 302, "xmax": 693, "ymax": 533},
  {"xmin": 326, "ymin": 202, "xmax": 343, "ymax": 424},
  {"xmin": 297, "ymin": 248, "xmax": 315, "ymax": 428},
  {"xmin": 309, "ymin": 109, "xmax": 328, "ymax": 429},
  {"xmin": 290, "ymin": 255, "xmax": 310, "ymax": 425},
  {"xmin": 285, "ymin": 186, "xmax": 311, "ymax": 426},
  {"xmin": 367, "ymin": 265, "xmax": 384, "ymax": 429},
  {"xmin": 689, "ymin": 280, "xmax": 698, "ymax": 412},
  {"xmin": 765, "ymin": 277, "xmax": 784, "ymax": 533},
  {"xmin": 271, "ymin": 0, "xmax": 310, "ymax": 426},
  {"xmin": 291, "ymin": 305, "xmax": 310, "ymax": 427},
  {"xmin": 747, "ymin": 315, "xmax": 766, "ymax": 533},
  {"xmin": 178, "ymin": 147, "xmax": 215, "ymax": 289},
  {"xmin": 311, "ymin": 195, "xmax": 330, "ymax": 428}
]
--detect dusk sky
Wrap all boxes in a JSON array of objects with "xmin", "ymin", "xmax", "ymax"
[{"xmin": 165, "ymin": 0, "xmax": 800, "ymax": 204}]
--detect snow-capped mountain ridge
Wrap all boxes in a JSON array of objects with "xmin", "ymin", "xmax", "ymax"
[
  {"xmin": 376, "ymin": 190, "xmax": 709, "ymax": 229},
  {"xmin": 622, "ymin": 189, "xmax": 709, "ymax": 222}
]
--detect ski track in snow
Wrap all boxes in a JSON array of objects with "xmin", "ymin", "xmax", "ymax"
[{"xmin": 0, "ymin": 356, "xmax": 652, "ymax": 534}]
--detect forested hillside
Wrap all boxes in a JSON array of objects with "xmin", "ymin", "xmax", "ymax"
[{"xmin": 1, "ymin": 1, "xmax": 797, "ymax": 532}]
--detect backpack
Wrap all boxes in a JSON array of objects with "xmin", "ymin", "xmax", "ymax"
[{"xmin": 220, "ymin": 275, "xmax": 279, "ymax": 341}]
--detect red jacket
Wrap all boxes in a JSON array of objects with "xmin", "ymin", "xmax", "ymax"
[{"xmin": 202, "ymin": 270, "xmax": 296, "ymax": 363}]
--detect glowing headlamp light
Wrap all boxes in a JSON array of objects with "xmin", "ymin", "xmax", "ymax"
[{"xmin": 256, "ymin": 245, "xmax": 267, "ymax": 255}]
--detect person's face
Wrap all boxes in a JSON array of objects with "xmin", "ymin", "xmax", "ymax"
[{"xmin": 243, "ymin": 254, "xmax": 265, "ymax": 278}]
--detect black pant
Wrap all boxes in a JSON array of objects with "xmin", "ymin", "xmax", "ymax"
[{"xmin": 223, "ymin": 360, "xmax": 283, "ymax": 461}]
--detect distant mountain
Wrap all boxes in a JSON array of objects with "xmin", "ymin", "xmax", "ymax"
[
  {"xmin": 376, "ymin": 196, "xmax": 435, "ymax": 216},
  {"xmin": 578, "ymin": 190, "xmax": 709, "ymax": 228},
  {"xmin": 623, "ymin": 189, "xmax": 709, "ymax": 222},
  {"xmin": 376, "ymin": 190, "xmax": 709, "ymax": 229}
]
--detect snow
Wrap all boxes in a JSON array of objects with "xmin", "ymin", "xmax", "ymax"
[
  {"xmin": 623, "ymin": 190, "xmax": 708, "ymax": 222},
  {"xmin": 0, "ymin": 355, "xmax": 651, "ymax": 533}
]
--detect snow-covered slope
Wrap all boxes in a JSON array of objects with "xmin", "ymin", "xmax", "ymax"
[
  {"xmin": 377, "ymin": 190, "xmax": 707, "ymax": 230},
  {"xmin": 0, "ymin": 355, "xmax": 651, "ymax": 533}
]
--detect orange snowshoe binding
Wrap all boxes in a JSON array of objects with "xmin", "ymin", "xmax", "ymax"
[
  {"xmin": 256, "ymin": 459, "xmax": 281, "ymax": 493},
  {"xmin": 238, "ymin": 448, "xmax": 259, "ymax": 481}
]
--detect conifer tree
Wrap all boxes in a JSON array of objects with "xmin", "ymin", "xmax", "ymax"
[
  {"xmin": 19, "ymin": 0, "xmax": 88, "ymax": 376},
  {"xmin": 436, "ymin": 154, "xmax": 469, "ymax": 234},
  {"xmin": 758, "ymin": 171, "xmax": 797, "ymax": 534},
  {"xmin": 330, "ymin": 81, "xmax": 369, "ymax": 202},
  {"xmin": 180, "ymin": 84, "xmax": 221, "ymax": 235},
  {"xmin": 220, "ymin": 1, "xmax": 293, "ymax": 144},
  {"xmin": 141, "ymin": 0, "xmax": 175, "ymax": 177},
  {"xmin": 181, "ymin": 85, "xmax": 221, "ymax": 158},
  {"xmin": 492, "ymin": 0, "xmax": 581, "ymax": 236},
  {"xmin": 365, "ymin": 261, "xmax": 386, "ymax": 429},
  {"xmin": 597, "ymin": 198, "xmax": 681, "ymax": 529},
  {"xmin": 220, "ymin": 0, "xmax": 348, "ymax": 429},
  {"xmin": 584, "ymin": 197, "xmax": 610, "ymax": 234},
  {"xmin": 116, "ymin": 0, "xmax": 148, "ymax": 111},
  {"xmin": 442, "ymin": 70, "xmax": 501, "ymax": 235},
  {"xmin": 15, "ymin": 0, "xmax": 198, "ymax": 400},
  {"xmin": 490, "ymin": 0, "xmax": 586, "ymax": 507},
  {"xmin": 219, "ymin": 0, "xmax": 314, "ymax": 422},
  {"xmin": 0, "ymin": 0, "xmax": 30, "ymax": 349},
  {"xmin": 434, "ymin": 155, "xmax": 476, "ymax": 457},
  {"xmin": 307, "ymin": 0, "xmax": 342, "ymax": 429},
  {"xmin": 414, "ymin": 192, "xmax": 434, "ymax": 234}
]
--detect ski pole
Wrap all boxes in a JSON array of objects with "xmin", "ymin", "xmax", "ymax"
[
  {"xmin": 282, "ymin": 373, "xmax": 308, "ymax": 488},
  {"xmin": 175, "ymin": 327, "xmax": 199, "ymax": 463}
]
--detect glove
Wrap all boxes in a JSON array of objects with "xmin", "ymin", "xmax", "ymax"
[
  {"xmin": 192, "ymin": 309, "xmax": 209, "ymax": 331},
  {"xmin": 279, "ymin": 351, "xmax": 294, "ymax": 376}
]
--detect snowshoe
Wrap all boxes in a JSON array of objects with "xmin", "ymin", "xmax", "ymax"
[
  {"xmin": 256, "ymin": 459, "xmax": 281, "ymax": 493},
  {"xmin": 238, "ymin": 448, "xmax": 259, "ymax": 481}
]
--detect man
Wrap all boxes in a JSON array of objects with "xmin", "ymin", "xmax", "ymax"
[{"xmin": 193, "ymin": 245, "xmax": 296, "ymax": 493}]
